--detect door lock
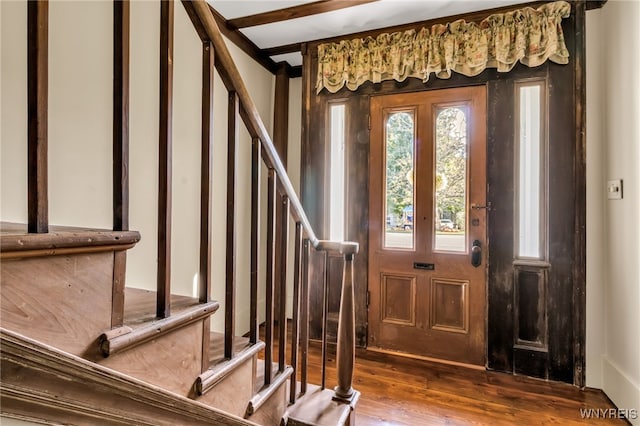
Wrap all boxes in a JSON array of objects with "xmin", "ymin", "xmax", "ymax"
[{"xmin": 471, "ymin": 240, "xmax": 482, "ymax": 267}]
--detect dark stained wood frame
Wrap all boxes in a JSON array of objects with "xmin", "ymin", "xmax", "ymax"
[
  {"xmin": 273, "ymin": 63, "xmax": 290, "ymax": 156},
  {"xmin": 224, "ymin": 91, "xmax": 239, "ymax": 359},
  {"xmin": 264, "ymin": 168, "xmax": 278, "ymax": 385},
  {"xmin": 189, "ymin": 0, "xmax": 360, "ymax": 401},
  {"xmin": 572, "ymin": 0, "xmax": 587, "ymax": 388},
  {"xmin": 191, "ymin": 1, "xmax": 321, "ymax": 239},
  {"xmin": 27, "ymin": 0, "xmax": 49, "ymax": 234},
  {"xmin": 301, "ymin": 2, "xmax": 587, "ymax": 385},
  {"xmin": 199, "ymin": 41, "xmax": 214, "ymax": 304},
  {"xmin": 289, "ymin": 221, "xmax": 303, "ymax": 403},
  {"xmin": 278, "ymin": 196, "xmax": 289, "ymax": 372},
  {"xmin": 250, "ymin": 137, "xmax": 262, "ymax": 344},
  {"xmin": 208, "ymin": 6, "xmax": 278, "ymax": 74},
  {"xmin": 157, "ymin": 0, "xmax": 174, "ymax": 319},
  {"xmin": 113, "ymin": 0, "xmax": 130, "ymax": 232},
  {"xmin": 227, "ymin": 0, "xmax": 378, "ymax": 29},
  {"xmin": 300, "ymin": 239, "xmax": 311, "ymax": 394},
  {"xmin": 111, "ymin": 0, "xmax": 130, "ymax": 328}
]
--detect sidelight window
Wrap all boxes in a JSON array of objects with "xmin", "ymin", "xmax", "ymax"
[
  {"xmin": 329, "ymin": 103, "xmax": 346, "ymax": 241},
  {"xmin": 515, "ymin": 81, "xmax": 547, "ymax": 259}
]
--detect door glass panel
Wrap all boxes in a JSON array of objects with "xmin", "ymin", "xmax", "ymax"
[
  {"xmin": 384, "ymin": 111, "xmax": 414, "ymax": 249},
  {"xmin": 434, "ymin": 107, "xmax": 467, "ymax": 252}
]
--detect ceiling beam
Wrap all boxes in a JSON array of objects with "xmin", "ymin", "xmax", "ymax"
[
  {"xmin": 263, "ymin": 43, "xmax": 302, "ymax": 57},
  {"xmin": 227, "ymin": 0, "xmax": 378, "ymax": 29},
  {"xmin": 208, "ymin": 4, "xmax": 278, "ymax": 73}
]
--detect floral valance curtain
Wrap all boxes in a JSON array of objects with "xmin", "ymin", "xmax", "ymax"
[{"xmin": 316, "ymin": 1, "xmax": 571, "ymax": 93}]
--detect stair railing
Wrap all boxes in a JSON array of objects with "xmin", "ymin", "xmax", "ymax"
[
  {"xmin": 20, "ymin": 0, "xmax": 358, "ymax": 406},
  {"xmin": 185, "ymin": 0, "xmax": 359, "ymax": 404}
]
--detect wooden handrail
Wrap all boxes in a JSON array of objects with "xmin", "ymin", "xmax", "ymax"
[
  {"xmin": 190, "ymin": 0, "xmax": 356, "ymax": 255},
  {"xmin": 189, "ymin": 0, "xmax": 360, "ymax": 405}
]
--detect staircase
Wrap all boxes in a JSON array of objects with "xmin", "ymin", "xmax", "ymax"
[{"xmin": 0, "ymin": 1, "xmax": 359, "ymax": 425}]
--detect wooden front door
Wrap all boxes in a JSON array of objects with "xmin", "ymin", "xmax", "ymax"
[{"xmin": 368, "ymin": 86, "xmax": 487, "ymax": 366}]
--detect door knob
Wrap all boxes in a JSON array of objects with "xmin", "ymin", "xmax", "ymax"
[{"xmin": 471, "ymin": 240, "xmax": 482, "ymax": 267}]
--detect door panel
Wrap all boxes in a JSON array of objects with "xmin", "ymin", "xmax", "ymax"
[
  {"xmin": 430, "ymin": 278, "xmax": 469, "ymax": 333},
  {"xmin": 381, "ymin": 273, "xmax": 417, "ymax": 326},
  {"xmin": 368, "ymin": 86, "xmax": 487, "ymax": 366}
]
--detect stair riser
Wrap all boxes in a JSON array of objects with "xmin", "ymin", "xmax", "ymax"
[
  {"xmin": 99, "ymin": 319, "xmax": 207, "ymax": 396},
  {"xmin": 197, "ymin": 355, "xmax": 256, "ymax": 417},
  {"xmin": 0, "ymin": 252, "xmax": 115, "ymax": 360},
  {"xmin": 247, "ymin": 380, "xmax": 288, "ymax": 426}
]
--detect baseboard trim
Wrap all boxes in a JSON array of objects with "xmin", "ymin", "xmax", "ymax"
[{"xmin": 602, "ymin": 356, "xmax": 640, "ymax": 425}]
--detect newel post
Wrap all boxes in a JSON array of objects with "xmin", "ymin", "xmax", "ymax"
[{"xmin": 334, "ymin": 243, "xmax": 359, "ymax": 403}]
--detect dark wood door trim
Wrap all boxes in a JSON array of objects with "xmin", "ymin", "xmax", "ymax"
[{"xmin": 301, "ymin": 3, "xmax": 586, "ymax": 385}]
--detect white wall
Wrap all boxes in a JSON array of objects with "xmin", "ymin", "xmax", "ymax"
[
  {"xmin": 1, "ymin": 0, "xmax": 28, "ymax": 222},
  {"xmin": 586, "ymin": 4, "xmax": 606, "ymax": 391},
  {"xmin": 586, "ymin": 1, "xmax": 640, "ymax": 422},
  {"xmin": 1, "ymin": 0, "xmax": 113, "ymax": 228},
  {"xmin": 0, "ymin": 0, "xmax": 277, "ymax": 337}
]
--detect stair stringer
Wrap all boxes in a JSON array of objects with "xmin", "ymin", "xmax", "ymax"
[{"xmin": 0, "ymin": 328, "xmax": 256, "ymax": 426}]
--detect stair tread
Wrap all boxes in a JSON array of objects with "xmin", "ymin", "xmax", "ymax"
[
  {"xmin": 123, "ymin": 288, "xmax": 203, "ymax": 328},
  {"xmin": 208, "ymin": 331, "xmax": 252, "ymax": 365},
  {"xmin": 253, "ymin": 358, "xmax": 283, "ymax": 395},
  {"xmin": 286, "ymin": 385, "xmax": 352, "ymax": 426}
]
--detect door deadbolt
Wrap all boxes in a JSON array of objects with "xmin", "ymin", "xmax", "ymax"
[{"xmin": 471, "ymin": 240, "xmax": 482, "ymax": 267}]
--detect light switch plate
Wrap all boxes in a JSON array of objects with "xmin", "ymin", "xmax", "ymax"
[{"xmin": 607, "ymin": 179, "xmax": 623, "ymax": 200}]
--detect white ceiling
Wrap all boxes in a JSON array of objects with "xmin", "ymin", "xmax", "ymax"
[{"xmin": 208, "ymin": 0, "xmax": 532, "ymax": 67}]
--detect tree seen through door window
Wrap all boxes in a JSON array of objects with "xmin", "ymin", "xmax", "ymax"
[
  {"xmin": 435, "ymin": 107, "xmax": 467, "ymax": 233},
  {"xmin": 385, "ymin": 112, "xmax": 414, "ymax": 229}
]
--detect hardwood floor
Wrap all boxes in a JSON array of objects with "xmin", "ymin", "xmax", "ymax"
[{"xmin": 299, "ymin": 342, "xmax": 627, "ymax": 425}]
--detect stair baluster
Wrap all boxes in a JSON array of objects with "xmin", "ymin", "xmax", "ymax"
[
  {"xmin": 278, "ymin": 195, "xmax": 290, "ymax": 373},
  {"xmin": 157, "ymin": 0, "xmax": 174, "ymax": 320},
  {"xmin": 250, "ymin": 137, "xmax": 261, "ymax": 345},
  {"xmin": 265, "ymin": 168, "xmax": 277, "ymax": 386},
  {"xmin": 225, "ymin": 90, "xmax": 239, "ymax": 360}
]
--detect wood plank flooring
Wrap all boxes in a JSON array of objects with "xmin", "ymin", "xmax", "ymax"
[
  {"xmin": 304, "ymin": 344, "xmax": 627, "ymax": 425},
  {"xmin": 118, "ymin": 298, "xmax": 625, "ymax": 426}
]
